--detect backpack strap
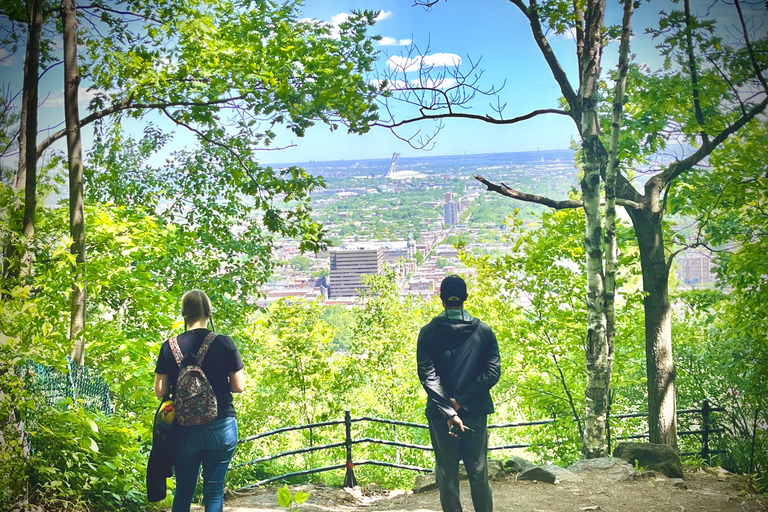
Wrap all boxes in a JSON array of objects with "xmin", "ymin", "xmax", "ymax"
[
  {"xmin": 196, "ymin": 332, "xmax": 217, "ymax": 365},
  {"xmin": 168, "ymin": 336, "xmax": 183, "ymax": 368}
]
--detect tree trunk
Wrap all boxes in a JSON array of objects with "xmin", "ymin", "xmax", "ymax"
[
  {"xmin": 581, "ymin": 134, "xmax": 609, "ymax": 458},
  {"xmin": 602, "ymin": 0, "xmax": 633, "ymax": 455},
  {"xmin": 579, "ymin": 0, "xmax": 610, "ymax": 459},
  {"xmin": 7, "ymin": 0, "xmax": 43, "ymax": 280},
  {"xmin": 62, "ymin": 0, "xmax": 86, "ymax": 367},
  {"xmin": 626, "ymin": 203, "xmax": 678, "ymax": 449}
]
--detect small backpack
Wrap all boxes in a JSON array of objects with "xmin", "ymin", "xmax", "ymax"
[{"xmin": 169, "ymin": 332, "xmax": 218, "ymax": 426}]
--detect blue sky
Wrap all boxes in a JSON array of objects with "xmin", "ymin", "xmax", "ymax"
[
  {"xmin": 259, "ymin": 0, "xmax": 683, "ymax": 164},
  {"xmin": 0, "ymin": 0, "xmax": 755, "ymax": 167}
]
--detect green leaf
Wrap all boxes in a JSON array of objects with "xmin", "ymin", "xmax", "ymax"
[
  {"xmin": 87, "ymin": 418, "xmax": 99, "ymax": 433},
  {"xmin": 276, "ymin": 485, "xmax": 292, "ymax": 508},
  {"xmin": 293, "ymin": 491, "xmax": 310, "ymax": 505}
]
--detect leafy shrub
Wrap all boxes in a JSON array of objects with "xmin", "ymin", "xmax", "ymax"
[{"xmin": 26, "ymin": 402, "xmax": 152, "ymax": 511}]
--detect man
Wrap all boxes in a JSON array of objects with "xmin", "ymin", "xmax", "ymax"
[{"xmin": 417, "ymin": 275, "xmax": 501, "ymax": 512}]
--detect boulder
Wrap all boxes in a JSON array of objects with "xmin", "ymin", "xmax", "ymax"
[
  {"xmin": 504, "ymin": 455, "xmax": 537, "ymax": 473},
  {"xmin": 613, "ymin": 442, "xmax": 684, "ymax": 479},
  {"xmin": 669, "ymin": 478, "xmax": 688, "ymax": 489},
  {"xmin": 413, "ymin": 458, "xmax": 519, "ymax": 492},
  {"xmin": 488, "ymin": 459, "xmax": 507, "ymax": 480},
  {"xmin": 518, "ymin": 464, "xmax": 583, "ymax": 484},
  {"xmin": 412, "ymin": 474, "xmax": 437, "ymax": 493},
  {"xmin": 568, "ymin": 457, "xmax": 636, "ymax": 482},
  {"xmin": 457, "ymin": 459, "xmax": 506, "ymax": 480}
]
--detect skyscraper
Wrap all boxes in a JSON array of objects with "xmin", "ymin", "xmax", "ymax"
[
  {"xmin": 443, "ymin": 192, "xmax": 458, "ymax": 226},
  {"xmin": 329, "ymin": 247, "xmax": 385, "ymax": 298},
  {"xmin": 443, "ymin": 202, "xmax": 458, "ymax": 226}
]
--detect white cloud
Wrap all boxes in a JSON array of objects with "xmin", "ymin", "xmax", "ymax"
[
  {"xmin": 551, "ymin": 27, "xmax": 577, "ymax": 41},
  {"xmin": 378, "ymin": 37, "xmax": 412, "ymax": 47},
  {"xmin": 303, "ymin": 11, "xmax": 396, "ymax": 41},
  {"xmin": 369, "ymin": 76, "xmax": 457, "ymax": 91},
  {"xmin": 0, "ymin": 48, "xmax": 16, "ymax": 67},
  {"xmin": 410, "ymin": 77, "xmax": 457, "ymax": 90},
  {"xmin": 40, "ymin": 87, "xmax": 104, "ymax": 109},
  {"xmin": 328, "ymin": 13, "xmax": 352, "ymax": 40},
  {"xmin": 330, "ymin": 12, "xmax": 350, "ymax": 26},
  {"xmin": 424, "ymin": 53, "xmax": 462, "ymax": 67},
  {"xmin": 299, "ymin": 13, "xmax": 348, "ymax": 39},
  {"xmin": 387, "ymin": 53, "xmax": 461, "ymax": 72},
  {"xmin": 154, "ymin": 57, "xmax": 178, "ymax": 73}
]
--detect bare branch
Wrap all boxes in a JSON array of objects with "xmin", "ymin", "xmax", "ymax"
[
  {"xmin": 659, "ymin": 95, "xmax": 768, "ymax": 186},
  {"xmin": 683, "ymin": 0, "xmax": 710, "ymax": 144},
  {"xmin": 35, "ymin": 94, "xmax": 248, "ymax": 157},
  {"xmin": 79, "ymin": 4, "xmax": 162, "ymax": 24},
  {"xmin": 509, "ymin": 0, "xmax": 579, "ymax": 113},
  {"xmin": 541, "ymin": 329, "xmax": 584, "ymax": 438},
  {"xmin": 159, "ymin": 107, "xmax": 263, "ymax": 189},
  {"xmin": 706, "ymin": 55, "xmax": 747, "ymax": 116},
  {"xmin": 373, "ymin": 107, "xmax": 570, "ymax": 130},
  {"xmin": 733, "ymin": 0, "xmax": 768, "ymax": 95},
  {"xmin": 574, "ymin": 1, "xmax": 584, "ymax": 77},
  {"xmin": 476, "ymin": 175, "xmax": 644, "ymax": 210},
  {"xmin": 476, "ymin": 175, "xmax": 583, "ymax": 209}
]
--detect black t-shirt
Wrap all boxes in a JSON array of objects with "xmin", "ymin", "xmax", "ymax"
[{"xmin": 155, "ymin": 328, "xmax": 244, "ymax": 419}]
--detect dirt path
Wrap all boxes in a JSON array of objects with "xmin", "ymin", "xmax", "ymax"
[{"xmin": 203, "ymin": 468, "xmax": 766, "ymax": 512}]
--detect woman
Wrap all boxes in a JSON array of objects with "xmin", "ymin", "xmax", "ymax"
[{"xmin": 154, "ymin": 290, "xmax": 246, "ymax": 512}]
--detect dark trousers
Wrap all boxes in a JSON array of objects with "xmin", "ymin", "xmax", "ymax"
[{"xmin": 428, "ymin": 415, "xmax": 493, "ymax": 512}]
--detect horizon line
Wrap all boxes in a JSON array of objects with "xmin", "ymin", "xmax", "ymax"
[{"xmin": 263, "ymin": 147, "xmax": 575, "ymax": 167}]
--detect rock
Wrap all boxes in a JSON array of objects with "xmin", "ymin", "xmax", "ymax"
[
  {"xmin": 568, "ymin": 457, "xmax": 636, "ymax": 482},
  {"xmin": 715, "ymin": 466, "xmax": 732, "ymax": 481},
  {"xmin": 669, "ymin": 478, "xmax": 688, "ymax": 489},
  {"xmin": 488, "ymin": 459, "xmax": 507, "ymax": 480},
  {"xmin": 518, "ymin": 464, "xmax": 583, "ymax": 484},
  {"xmin": 505, "ymin": 455, "xmax": 537, "ymax": 473},
  {"xmin": 639, "ymin": 470, "xmax": 657, "ymax": 479},
  {"xmin": 412, "ymin": 474, "xmax": 437, "ymax": 493},
  {"xmin": 414, "ymin": 459, "xmax": 508, "ymax": 492},
  {"xmin": 613, "ymin": 442, "xmax": 684, "ymax": 479},
  {"xmin": 458, "ymin": 459, "xmax": 506, "ymax": 480}
]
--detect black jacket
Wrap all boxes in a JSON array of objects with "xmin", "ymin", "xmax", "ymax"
[
  {"xmin": 146, "ymin": 400, "xmax": 176, "ymax": 502},
  {"xmin": 417, "ymin": 310, "xmax": 501, "ymax": 420}
]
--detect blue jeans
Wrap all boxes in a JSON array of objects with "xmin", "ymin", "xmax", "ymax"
[{"xmin": 173, "ymin": 416, "xmax": 238, "ymax": 512}]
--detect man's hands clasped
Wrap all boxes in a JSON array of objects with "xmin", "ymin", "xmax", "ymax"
[{"xmin": 447, "ymin": 398, "xmax": 465, "ymax": 438}]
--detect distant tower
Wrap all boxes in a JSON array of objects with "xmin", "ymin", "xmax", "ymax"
[{"xmin": 383, "ymin": 152, "xmax": 401, "ymax": 178}]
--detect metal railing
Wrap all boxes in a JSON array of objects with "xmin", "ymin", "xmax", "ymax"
[
  {"xmin": 607, "ymin": 399, "xmax": 726, "ymax": 460},
  {"xmin": 231, "ymin": 411, "xmax": 433, "ymax": 488},
  {"xmin": 229, "ymin": 399, "xmax": 726, "ymax": 488}
]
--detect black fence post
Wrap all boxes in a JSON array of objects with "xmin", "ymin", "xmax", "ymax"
[
  {"xmin": 701, "ymin": 399, "xmax": 710, "ymax": 464},
  {"xmin": 606, "ymin": 389, "xmax": 613, "ymax": 455},
  {"xmin": 343, "ymin": 410, "xmax": 357, "ymax": 488},
  {"xmin": 749, "ymin": 408, "xmax": 759, "ymax": 476}
]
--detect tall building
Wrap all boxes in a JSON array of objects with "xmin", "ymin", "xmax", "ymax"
[
  {"xmin": 329, "ymin": 247, "xmax": 385, "ymax": 298},
  {"xmin": 677, "ymin": 251, "xmax": 715, "ymax": 286},
  {"xmin": 443, "ymin": 192, "xmax": 459, "ymax": 226}
]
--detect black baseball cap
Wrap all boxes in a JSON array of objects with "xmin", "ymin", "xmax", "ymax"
[{"xmin": 440, "ymin": 275, "xmax": 468, "ymax": 304}]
